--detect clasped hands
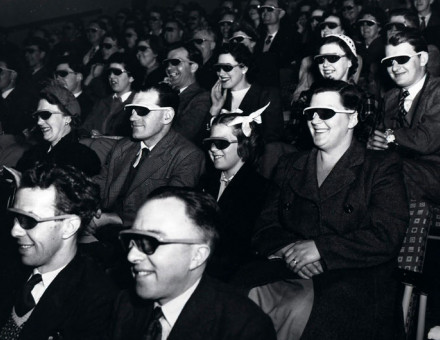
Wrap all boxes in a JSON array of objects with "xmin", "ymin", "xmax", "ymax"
[{"xmin": 276, "ymin": 240, "xmax": 323, "ymax": 280}]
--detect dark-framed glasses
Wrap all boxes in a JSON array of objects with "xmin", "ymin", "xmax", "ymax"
[
  {"xmin": 357, "ymin": 19, "xmax": 378, "ymax": 27},
  {"xmin": 164, "ymin": 26, "xmax": 176, "ymax": 32},
  {"xmin": 229, "ymin": 35, "xmax": 251, "ymax": 43},
  {"xmin": 108, "ymin": 68, "xmax": 128, "ymax": 76},
  {"xmin": 319, "ymin": 21, "xmax": 339, "ymax": 29},
  {"xmin": 86, "ymin": 27, "xmax": 100, "ymax": 33},
  {"xmin": 125, "ymin": 105, "xmax": 170, "ymax": 117},
  {"xmin": 303, "ymin": 106, "xmax": 355, "ymax": 121},
  {"xmin": 202, "ymin": 137, "xmax": 238, "ymax": 150},
  {"xmin": 248, "ymin": 4, "xmax": 260, "ymax": 10},
  {"xmin": 102, "ymin": 42, "xmax": 115, "ymax": 50},
  {"xmin": 259, "ymin": 5, "xmax": 279, "ymax": 13},
  {"xmin": 311, "ymin": 16, "xmax": 323, "ymax": 23},
  {"xmin": 0, "ymin": 67, "xmax": 16, "ymax": 74},
  {"xmin": 137, "ymin": 45, "xmax": 150, "ymax": 52},
  {"xmin": 119, "ymin": 230, "xmax": 204, "ymax": 255},
  {"xmin": 380, "ymin": 52, "xmax": 422, "ymax": 67},
  {"xmin": 314, "ymin": 54, "xmax": 346, "ymax": 64},
  {"xmin": 54, "ymin": 70, "xmax": 75, "ymax": 78},
  {"xmin": 384, "ymin": 22, "xmax": 406, "ymax": 31},
  {"xmin": 162, "ymin": 58, "xmax": 192, "ymax": 67},
  {"xmin": 192, "ymin": 38, "xmax": 211, "ymax": 45},
  {"xmin": 218, "ymin": 20, "xmax": 234, "ymax": 26},
  {"xmin": 8, "ymin": 208, "xmax": 75, "ymax": 230},
  {"xmin": 342, "ymin": 5, "xmax": 354, "ymax": 11},
  {"xmin": 214, "ymin": 63, "xmax": 242, "ymax": 72},
  {"xmin": 32, "ymin": 110, "xmax": 62, "ymax": 120}
]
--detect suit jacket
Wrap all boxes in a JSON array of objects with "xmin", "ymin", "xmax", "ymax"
[
  {"xmin": 109, "ymin": 275, "xmax": 276, "ymax": 340},
  {"xmin": 0, "ymin": 254, "xmax": 117, "ymax": 340},
  {"xmin": 81, "ymin": 92, "xmax": 135, "ymax": 137},
  {"xmin": 173, "ymin": 82, "xmax": 211, "ymax": 146},
  {"xmin": 423, "ymin": 11, "xmax": 440, "ymax": 49},
  {"xmin": 201, "ymin": 163, "xmax": 270, "ymax": 281},
  {"xmin": 96, "ymin": 129, "xmax": 205, "ymax": 226},
  {"xmin": 382, "ymin": 74, "xmax": 440, "ymax": 203},
  {"xmin": 223, "ymin": 83, "xmax": 284, "ymax": 143},
  {"xmin": 253, "ymin": 140, "xmax": 408, "ymax": 339}
]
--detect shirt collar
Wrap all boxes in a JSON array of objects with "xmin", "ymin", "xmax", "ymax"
[
  {"xmin": 156, "ymin": 278, "xmax": 201, "ymax": 329},
  {"xmin": 113, "ymin": 91, "xmax": 132, "ymax": 102},
  {"xmin": 405, "ymin": 74, "xmax": 427, "ymax": 98},
  {"xmin": 179, "ymin": 85, "xmax": 189, "ymax": 93},
  {"xmin": 1, "ymin": 87, "xmax": 14, "ymax": 98},
  {"xmin": 33, "ymin": 264, "xmax": 67, "ymax": 288},
  {"xmin": 419, "ymin": 12, "xmax": 431, "ymax": 22},
  {"xmin": 73, "ymin": 90, "xmax": 82, "ymax": 98}
]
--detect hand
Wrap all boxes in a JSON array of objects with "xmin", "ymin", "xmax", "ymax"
[
  {"xmin": 210, "ymin": 80, "xmax": 227, "ymax": 116},
  {"xmin": 284, "ymin": 240, "xmax": 321, "ymax": 273},
  {"xmin": 428, "ymin": 326, "xmax": 440, "ymax": 340},
  {"xmin": 297, "ymin": 261, "xmax": 324, "ymax": 279},
  {"xmin": 91, "ymin": 63, "xmax": 104, "ymax": 78},
  {"xmin": 367, "ymin": 130, "xmax": 388, "ymax": 150}
]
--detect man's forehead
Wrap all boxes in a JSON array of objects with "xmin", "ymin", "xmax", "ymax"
[
  {"xmin": 389, "ymin": 15, "xmax": 406, "ymax": 24},
  {"xmin": 386, "ymin": 42, "xmax": 417, "ymax": 55},
  {"xmin": 264, "ymin": 0, "xmax": 279, "ymax": 6},
  {"xmin": 132, "ymin": 89, "xmax": 160, "ymax": 106},
  {"xmin": 168, "ymin": 47, "xmax": 189, "ymax": 59},
  {"xmin": 56, "ymin": 63, "xmax": 73, "ymax": 71},
  {"xmin": 194, "ymin": 31, "xmax": 210, "ymax": 39},
  {"xmin": 15, "ymin": 186, "xmax": 57, "ymax": 213},
  {"xmin": 109, "ymin": 62, "xmax": 125, "ymax": 70}
]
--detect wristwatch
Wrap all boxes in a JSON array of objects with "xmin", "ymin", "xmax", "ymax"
[{"xmin": 384, "ymin": 129, "xmax": 396, "ymax": 144}]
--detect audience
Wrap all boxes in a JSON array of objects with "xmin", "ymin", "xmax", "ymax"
[{"xmin": 1, "ymin": 2, "xmax": 440, "ymax": 338}]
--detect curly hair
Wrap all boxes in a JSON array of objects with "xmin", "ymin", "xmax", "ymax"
[
  {"xmin": 210, "ymin": 113, "xmax": 263, "ymax": 165},
  {"xmin": 19, "ymin": 162, "xmax": 101, "ymax": 231}
]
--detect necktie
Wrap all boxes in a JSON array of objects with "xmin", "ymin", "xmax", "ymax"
[
  {"xmin": 265, "ymin": 35, "xmax": 273, "ymax": 45},
  {"xmin": 398, "ymin": 89, "xmax": 410, "ymax": 126},
  {"xmin": 15, "ymin": 274, "xmax": 42, "ymax": 317},
  {"xmin": 420, "ymin": 16, "xmax": 426, "ymax": 31},
  {"xmin": 144, "ymin": 307, "xmax": 163, "ymax": 340}
]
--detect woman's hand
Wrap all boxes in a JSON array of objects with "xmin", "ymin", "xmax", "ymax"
[
  {"xmin": 210, "ymin": 80, "xmax": 227, "ymax": 116},
  {"xmin": 297, "ymin": 261, "xmax": 324, "ymax": 279},
  {"xmin": 367, "ymin": 130, "xmax": 388, "ymax": 150},
  {"xmin": 284, "ymin": 240, "xmax": 322, "ymax": 273}
]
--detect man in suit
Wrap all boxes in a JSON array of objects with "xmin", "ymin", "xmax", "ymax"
[
  {"xmin": 23, "ymin": 37, "xmax": 51, "ymax": 92},
  {"xmin": 0, "ymin": 162, "xmax": 117, "ymax": 340},
  {"xmin": 110, "ymin": 187, "xmax": 276, "ymax": 340},
  {"xmin": 93, "ymin": 83, "xmax": 205, "ymax": 229},
  {"xmin": 81, "ymin": 52, "xmax": 135, "ymax": 137},
  {"xmin": 164, "ymin": 43, "xmax": 211, "ymax": 145},
  {"xmin": 414, "ymin": 0, "xmax": 440, "ymax": 48},
  {"xmin": 368, "ymin": 29, "xmax": 440, "ymax": 203}
]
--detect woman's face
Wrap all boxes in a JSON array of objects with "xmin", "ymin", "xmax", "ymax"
[
  {"xmin": 209, "ymin": 124, "xmax": 244, "ymax": 176},
  {"xmin": 248, "ymin": 0, "xmax": 261, "ymax": 20},
  {"xmin": 102, "ymin": 37, "xmax": 119, "ymax": 60},
  {"xmin": 230, "ymin": 30, "xmax": 256, "ymax": 52},
  {"xmin": 136, "ymin": 40, "xmax": 157, "ymax": 67},
  {"xmin": 359, "ymin": 14, "xmax": 381, "ymax": 43},
  {"xmin": 320, "ymin": 16, "xmax": 343, "ymax": 37},
  {"xmin": 217, "ymin": 53, "xmax": 248, "ymax": 90},
  {"xmin": 219, "ymin": 14, "xmax": 235, "ymax": 39},
  {"xmin": 125, "ymin": 28, "xmax": 138, "ymax": 49},
  {"xmin": 36, "ymin": 99, "xmax": 71, "ymax": 146},
  {"xmin": 318, "ymin": 43, "xmax": 352, "ymax": 81},
  {"xmin": 307, "ymin": 91, "xmax": 357, "ymax": 152}
]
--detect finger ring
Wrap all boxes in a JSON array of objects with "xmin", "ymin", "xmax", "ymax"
[{"xmin": 293, "ymin": 259, "xmax": 297, "ymax": 265}]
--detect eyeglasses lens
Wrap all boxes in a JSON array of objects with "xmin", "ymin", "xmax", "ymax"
[
  {"xmin": 108, "ymin": 68, "xmax": 124, "ymax": 76},
  {"xmin": 33, "ymin": 111, "xmax": 53, "ymax": 120},
  {"xmin": 214, "ymin": 64, "xmax": 234, "ymax": 72},
  {"xmin": 303, "ymin": 108, "xmax": 337, "ymax": 121},
  {"xmin": 342, "ymin": 5, "xmax": 354, "ymax": 11},
  {"xmin": 382, "ymin": 55, "xmax": 411, "ymax": 67},
  {"xmin": 231, "ymin": 36, "xmax": 245, "ymax": 43},
  {"xmin": 102, "ymin": 43, "xmax": 114, "ymax": 49},
  {"xmin": 55, "ymin": 70, "xmax": 69, "ymax": 77},
  {"xmin": 137, "ymin": 46, "xmax": 149, "ymax": 52},
  {"xmin": 259, "ymin": 6, "xmax": 275, "ymax": 13},
  {"xmin": 121, "ymin": 234, "xmax": 157, "ymax": 255},
  {"xmin": 315, "ymin": 55, "xmax": 343, "ymax": 64},
  {"xmin": 203, "ymin": 139, "xmax": 231, "ymax": 150},
  {"xmin": 165, "ymin": 27, "xmax": 175, "ymax": 32},
  {"xmin": 163, "ymin": 59, "xmax": 182, "ymax": 67},
  {"xmin": 126, "ymin": 107, "xmax": 152, "ymax": 117},
  {"xmin": 11, "ymin": 213, "xmax": 38, "ymax": 230},
  {"xmin": 193, "ymin": 39, "xmax": 204, "ymax": 45},
  {"xmin": 359, "ymin": 20, "xmax": 375, "ymax": 27},
  {"xmin": 320, "ymin": 22, "xmax": 338, "ymax": 29}
]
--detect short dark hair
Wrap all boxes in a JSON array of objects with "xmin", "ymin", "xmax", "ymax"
[
  {"xmin": 55, "ymin": 54, "xmax": 84, "ymax": 75},
  {"xmin": 147, "ymin": 187, "xmax": 221, "ymax": 249},
  {"xmin": 310, "ymin": 79, "xmax": 363, "ymax": 112},
  {"xmin": 388, "ymin": 8, "xmax": 419, "ymax": 29},
  {"xmin": 19, "ymin": 162, "xmax": 100, "ymax": 231},
  {"xmin": 358, "ymin": 6, "xmax": 387, "ymax": 27},
  {"xmin": 210, "ymin": 113, "xmax": 263, "ymax": 165},
  {"xmin": 388, "ymin": 28, "xmax": 428, "ymax": 53},
  {"xmin": 146, "ymin": 83, "xmax": 180, "ymax": 113},
  {"xmin": 169, "ymin": 43, "xmax": 204, "ymax": 67},
  {"xmin": 138, "ymin": 34, "xmax": 164, "ymax": 60},
  {"xmin": 320, "ymin": 35, "xmax": 358, "ymax": 78},
  {"xmin": 23, "ymin": 36, "xmax": 49, "ymax": 54},
  {"xmin": 107, "ymin": 52, "xmax": 136, "ymax": 76},
  {"xmin": 231, "ymin": 21, "xmax": 260, "ymax": 42},
  {"xmin": 218, "ymin": 42, "xmax": 255, "ymax": 70}
]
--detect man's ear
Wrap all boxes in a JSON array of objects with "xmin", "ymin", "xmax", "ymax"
[
  {"xmin": 189, "ymin": 244, "xmax": 210, "ymax": 270},
  {"xmin": 162, "ymin": 108, "xmax": 175, "ymax": 125},
  {"xmin": 190, "ymin": 62, "xmax": 199, "ymax": 73},
  {"xmin": 348, "ymin": 112, "xmax": 359, "ymax": 129},
  {"xmin": 420, "ymin": 51, "xmax": 429, "ymax": 67},
  {"xmin": 62, "ymin": 216, "xmax": 81, "ymax": 240},
  {"xmin": 279, "ymin": 9, "xmax": 286, "ymax": 19}
]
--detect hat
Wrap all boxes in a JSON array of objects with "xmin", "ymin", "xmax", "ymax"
[
  {"xmin": 40, "ymin": 82, "xmax": 81, "ymax": 119},
  {"xmin": 326, "ymin": 34, "xmax": 357, "ymax": 57}
]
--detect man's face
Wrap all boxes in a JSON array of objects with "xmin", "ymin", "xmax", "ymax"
[
  {"xmin": 385, "ymin": 42, "xmax": 427, "ymax": 88},
  {"xmin": 11, "ymin": 186, "xmax": 69, "ymax": 273},
  {"xmin": 55, "ymin": 63, "xmax": 81, "ymax": 93},
  {"xmin": 341, "ymin": 0, "xmax": 361, "ymax": 23},
  {"xmin": 148, "ymin": 12, "xmax": 163, "ymax": 31},
  {"xmin": 165, "ymin": 48, "xmax": 196, "ymax": 90},
  {"xmin": 193, "ymin": 31, "xmax": 215, "ymax": 61},
  {"xmin": 108, "ymin": 62, "xmax": 133, "ymax": 95},
  {"xmin": 24, "ymin": 44, "xmax": 45, "ymax": 69},
  {"xmin": 129, "ymin": 89, "xmax": 168, "ymax": 144},
  {"xmin": 0, "ymin": 61, "xmax": 16, "ymax": 92},
  {"xmin": 86, "ymin": 23, "xmax": 105, "ymax": 45},
  {"xmin": 127, "ymin": 197, "xmax": 206, "ymax": 304},
  {"xmin": 102, "ymin": 37, "xmax": 119, "ymax": 60},
  {"xmin": 386, "ymin": 15, "xmax": 408, "ymax": 40},
  {"xmin": 164, "ymin": 22, "xmax": 183, "ymax": 44},
  {"xmin": 414, "ymin": 0, "xmax": 433, "ymax": 14},
  {"xmin": 187, "ymin": 10, "xmax": 202, "ymax": 31},
  {"xmin": 261, "ymin": 0, "xmax": 285, "ymax": 25}
]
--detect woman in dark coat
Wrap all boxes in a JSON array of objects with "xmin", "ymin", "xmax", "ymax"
[
  {"xmin": 201, "ymin": 107, "xmax": 270, "ymax": 282},
  {"xmin": 17, "ymin": 83, "xmax": 101, "ymax": 177},
  {"xmin": 251, "ymin": 80, "xmax": 409, "ymax": 339}
]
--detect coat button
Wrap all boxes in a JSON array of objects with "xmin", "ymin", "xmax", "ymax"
[
  {"xmin": 344, "ymin": 204, "xmax": 353, "ymax": 213},
  {"xmin": 283, "ymin": 202, "xmax": 292, "ymax": 211}
]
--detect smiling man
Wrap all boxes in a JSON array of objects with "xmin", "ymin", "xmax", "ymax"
[
  {"xmin": 93, "ymin": 84, "xmax": 205, "ymax": 229},
  {"xmin": 0, "ymin": 162, "xmax": 116, "ymax": 340},
  {"xmin": 164, "ymin": 44, "xmax": 211, "ymax": 145},
  {"xmin": 109, "ymin": 187, "xmax": 276, "ymax": 340},
  {"xmin": 368, "ymin": 29, "xmax": 440, "ymax": 203}
]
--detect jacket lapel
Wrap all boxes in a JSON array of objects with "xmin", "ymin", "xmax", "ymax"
[{"xmin": 408, "ymin": 74, "xmax": 430, "ymax": 127}]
